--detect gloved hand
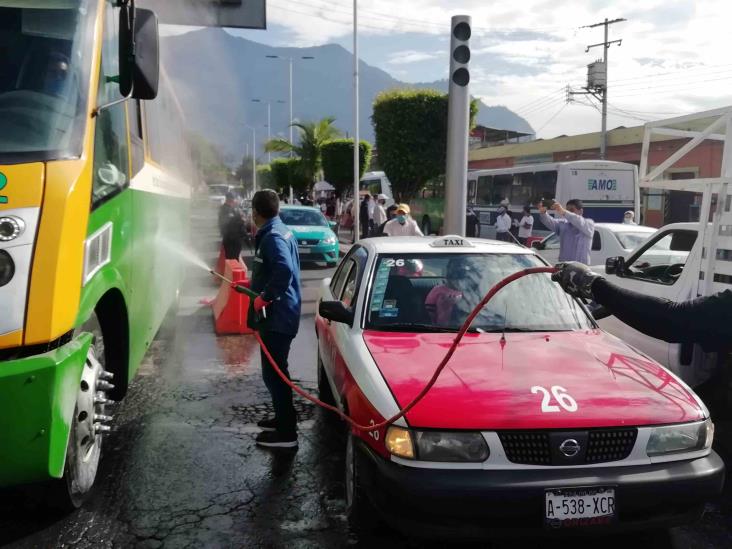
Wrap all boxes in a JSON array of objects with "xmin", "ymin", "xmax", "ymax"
[
  {"xmin": 552, "ymin": 262, "xmax": 602, "ymax": 300},
  {"xmin": 253, "ymin": 295, "xmax": 271, "ymax": 313}
]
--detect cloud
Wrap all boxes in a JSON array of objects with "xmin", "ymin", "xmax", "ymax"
[
  {"xmin": 258, "ymin": 0, "xmax": 732, "ymax": 137},
  {"xmin": 387, "ymin": 50, "xmax": 441, "ymax": 65}
]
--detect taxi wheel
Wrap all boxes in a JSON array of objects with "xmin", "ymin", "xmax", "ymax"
[
  {"xmin": 317, "ymin": 351, "xmax": 336, "ymax": 406},
  {"xmin": 345, "ymin": 433, "xmax": 378, "ymax": 533}
]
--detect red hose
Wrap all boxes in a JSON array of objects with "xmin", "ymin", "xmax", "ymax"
[{"xmin": 255, "ymin": 266, "xmax": 557, "ymax": 432}]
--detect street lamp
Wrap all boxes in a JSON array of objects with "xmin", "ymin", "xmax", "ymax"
[
  {"xmin": 266, "ymin": 54, "xmax": 315, "ymax": 203},
  {"xmin": 251, "ymin": 98, "xmax": 286, "ymax": 164},
  {"xmin": 244, "ymin": 124, "xmax": 256, "ymax": 191}
]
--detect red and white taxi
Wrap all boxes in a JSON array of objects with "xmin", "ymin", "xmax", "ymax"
[{"xmin": 315, "ymin": 235, "xmax": 724, "ymax": 537}]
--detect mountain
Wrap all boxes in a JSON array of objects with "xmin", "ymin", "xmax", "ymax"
[{"xmin": 161, "ymin": 28, "xmax": 533, "ymax": 162}]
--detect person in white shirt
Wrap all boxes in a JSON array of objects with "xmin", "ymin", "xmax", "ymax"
[
  {"xmin": 517, "ymin": 205, "xmax": 534, "ymax": 246},
  {"xmin": 494, "ymin": 206, "xmax": 512, "ymax": 242},
  {"xmin": 623, "ymin": 210, "xmax": 637, "ymax": 225},
  {"xmin": 383, "ymin": 204, "xmax": 424, "ymax": 237},
  {"xmin": 373, "ymin": 194, "xmax": 388, "ymax": 227}
]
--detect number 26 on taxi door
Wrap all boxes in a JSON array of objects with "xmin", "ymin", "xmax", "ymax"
[{"xmin": 531, "ymin": 385, "xmax": 578, "ymax": 413}]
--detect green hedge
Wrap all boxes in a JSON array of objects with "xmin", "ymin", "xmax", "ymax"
[
  {"xmin": 270, "ymin": 157, "xmax": 310, "ymax": 194},
  {"xmin": 372, "ymin": 89, "xmax": 478, "ymax": 202},
  {"xmin": 321, "ymin": 139, "xmax": 372, "ymax": 197}
]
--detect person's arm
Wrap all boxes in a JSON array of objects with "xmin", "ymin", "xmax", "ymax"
[
  {"xmin": 591, "ymin": 279, "xmax": 732, "ymax": 350},
  {"xmin": 563, "ymin": 210, "xmax": 595, "ymax": 237},
  {"xmin": 411, "ymin": 219, "xmax": 424, "ymax": 236},
  {"xmin": 260, "ymin": 234, "xmax": 295, "ymax": 303},
  {"xmin": 539, "ymin": 211, "xmax": 558, "ymax": 232}
]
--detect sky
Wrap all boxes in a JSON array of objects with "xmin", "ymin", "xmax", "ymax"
[{"xmin": 168, "ymin": 0, "xmax": 732, "ymax": 139}]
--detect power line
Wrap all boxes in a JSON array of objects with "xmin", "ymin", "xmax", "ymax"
[{"xmin": 611, "ymin": 63, "xmax": 732, "ymax": 84}]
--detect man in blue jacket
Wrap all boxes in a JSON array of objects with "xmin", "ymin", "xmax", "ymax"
[{"xmin": 250, "ymin": 190, "xmax": 301, "ymax": 448}]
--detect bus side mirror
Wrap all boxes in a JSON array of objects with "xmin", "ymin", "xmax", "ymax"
[
  {"xmin": 120, "ymin": 7, "xmax": 160, "ymax": 100},
  {"xmin": 605, "ymin": 256, "xmax": 624, "ymax": 276}
]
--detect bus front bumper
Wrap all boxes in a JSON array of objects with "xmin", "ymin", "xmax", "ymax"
[{"xmin": 0, "ymin": 334, "xmax": 91, "ymax": 487}]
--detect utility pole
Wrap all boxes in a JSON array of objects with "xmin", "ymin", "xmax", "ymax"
[
  {"xmin": 352, "ymin": 0, "xmax": 360, "ymax": 243},
  {"xmin": 245, "ymin": 124, "xmax": 257, "ymax": 191},
  {"xmin": 569, "ymin": 17, "xmax": 625, "ymax": 159}
]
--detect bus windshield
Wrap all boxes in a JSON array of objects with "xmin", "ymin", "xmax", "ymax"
[
  {"xmin": 366, "ymin": 253, "xmax": 593, "ymax": 333},
  {"xmin": 0, "ymin": 0, "xmax": 94, "ymax": 162}
]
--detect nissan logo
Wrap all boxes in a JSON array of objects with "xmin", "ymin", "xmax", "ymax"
[{"xmin": 559, "ymin": 439, "xmax": 581, "ymax": 458}]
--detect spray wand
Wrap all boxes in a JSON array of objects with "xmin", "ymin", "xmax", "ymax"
[{"xmin": 210, "ymin": 269, "xmax": 267, "ymax": 320}]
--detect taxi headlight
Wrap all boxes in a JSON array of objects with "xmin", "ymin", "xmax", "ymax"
[
  {"xmin": 646, "ymin": 419, "xmax": 713, "ymax": 457},
  {"xmin": 385, "ymin": 426, "xmax": 415, "ymax": 459},
  {"xmin": 0, "ymin": 250, "xmax": 15, "ymax": 287},
  {"xmin": 415, "ymin": 431, "xmax": 489, "ymax": 462},
  {"xmin": 322, "ymin": 234, "xmax": 337, "ymax": 245},
  {"xmin": 0, "ymin": 216, "xmax": 24, "ymax": 242}
]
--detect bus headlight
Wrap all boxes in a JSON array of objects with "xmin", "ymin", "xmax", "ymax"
[
  {"xmin": 0, "ymin": 250, "xmax": 14, "ymax": 287},
  {"xmin": 415, "ymin": 431, "xmax": 490, "ymax": 462},
  {"xmin": 0, "ymin": 216, "xmax": 24, "ymax": 242},
  {"xmin": 646, "ymin": 419, "xmax": 713, "ymax": 457}
]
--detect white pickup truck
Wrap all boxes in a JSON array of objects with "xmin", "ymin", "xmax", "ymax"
[
  {"xmin": 597, "ymin": 222, "xmax": 713, "ymax": 386},
  {"xmin": 595, "ymin": 106, "xmax": 732, "ymax": 388}
]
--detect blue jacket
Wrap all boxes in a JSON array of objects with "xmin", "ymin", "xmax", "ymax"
[{"xmin": 250, "ymin": 216, "xmax": 301, "ymax": 336}]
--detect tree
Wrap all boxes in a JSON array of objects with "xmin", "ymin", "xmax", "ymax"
[
  {"xmin": 321, "ymin": 139, "xmax": 373, "ymax": 197},
  {"xmin": 270, "ymin": 158, "xmax": 310, "ymax": 195},
  {"xmin": 372, "ymin": 89, "xmax": 478, "ymax": 202},
  {"xmin": 187, "ymin": 132, "xmax": 229, "ymax": 184},
  {"xmin": 265, "ymin": 117, "xmax": 342, "ymax": 184},
  {"xmin": 256, "ymin": 164, "xmax": 273, "ymax": 190}
]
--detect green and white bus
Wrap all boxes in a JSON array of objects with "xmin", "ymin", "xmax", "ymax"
[{"xmin": 0, "ymin": 0, "xmax": 192, "ymax": 507}]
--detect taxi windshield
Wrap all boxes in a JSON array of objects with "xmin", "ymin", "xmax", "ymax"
[
  {"xmin": 366, "ymin": 253, "xmax": 593, "ymax": 332},
  {"xmin": 0, "ymin": 0, "xmax": 94, "ymax": 162},
  {"xmin": 280, "ymin": 209, "xmax": 329, "ymax": 227}
]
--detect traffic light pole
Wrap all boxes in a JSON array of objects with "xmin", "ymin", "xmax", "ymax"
[{"xmin": 443, "ymin": 15, "xmax": 471, "ymax": 237}]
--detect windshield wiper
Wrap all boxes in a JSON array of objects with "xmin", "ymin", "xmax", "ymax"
[
  {"xmin": 373, "ymin": 323, "xmax": 459, "ymax": 333},
  {"xmin": 472, "ymin": 327, "xmax": 568, "ymax": 333}
]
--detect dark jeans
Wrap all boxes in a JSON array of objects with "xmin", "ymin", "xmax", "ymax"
[
  {"xmin": 259, "ymin": 330, "xmax": 297, "ymax": 437},
  {"xmin": 496, "ymin": 231, "xmax": 513, "ymax": 242}
]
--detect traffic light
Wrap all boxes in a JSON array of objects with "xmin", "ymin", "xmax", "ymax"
[
  {"xmin": 444, "ymin": 15, "xmax": 472, "ymax": 237},
  {"xmin": 449, "ymin": 16, "xmax": 471, "ymax": 88}
]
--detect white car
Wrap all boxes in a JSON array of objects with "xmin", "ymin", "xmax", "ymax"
[{"xmin": 533, "ymin": 223, "xmax": 656, "ymax": 266}]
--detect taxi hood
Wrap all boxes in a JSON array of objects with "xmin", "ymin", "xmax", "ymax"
[{"xmin": 363, "ymin": 330, "xmax": 705, "ymax": 430}]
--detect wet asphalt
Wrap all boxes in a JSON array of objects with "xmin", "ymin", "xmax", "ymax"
[{"xmin": 1, "ymin": 203, "xmax": 731, "ymax": 548}]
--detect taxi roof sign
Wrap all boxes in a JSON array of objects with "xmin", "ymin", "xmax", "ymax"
[
  {"xmin": 140, "ymin": 0, "xmax": 266, "ymax": 29},
  {"xmin": 430, "ymin": 235, "xmax": 475, "ymax": 248}
]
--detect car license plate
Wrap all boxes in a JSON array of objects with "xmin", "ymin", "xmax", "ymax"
[
  {"xmin": 545, "ymin": 487, "xmax": 616, "ymax": 528},
  {"xmin": 298, "ymin": 245, "xmax": 311, "ymax": 252}
]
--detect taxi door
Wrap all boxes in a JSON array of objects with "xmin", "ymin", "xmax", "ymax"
[{"xmin": 320, "ymin": 247, "xmax": 369, "ymax": 401}]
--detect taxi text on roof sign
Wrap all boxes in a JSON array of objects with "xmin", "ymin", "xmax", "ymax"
[{"xmin": 430, "ymin": 235, "xmax": 475, "ymax": 248}]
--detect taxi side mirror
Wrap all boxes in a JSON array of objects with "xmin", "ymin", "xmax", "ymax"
[
  {"xmin": 319, "ymin": 300, "xmax": 353, "ymax": 326},
  {"xmin": 605, "ymin": 256, "xmax": 625, "ymax": 276}
]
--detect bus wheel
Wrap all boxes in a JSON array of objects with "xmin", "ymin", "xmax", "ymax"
[
  {"xmin": 51, "ymin": 342, "xmax": 113, "ymax": 510},
  {"xmin": 421, "ymin": 215, "xmax": 432, "ymax": 235}
]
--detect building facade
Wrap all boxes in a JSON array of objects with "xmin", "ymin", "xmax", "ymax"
[{"xmin": 468, "ymin": 125, "xmax": 724, "ymax": 227}]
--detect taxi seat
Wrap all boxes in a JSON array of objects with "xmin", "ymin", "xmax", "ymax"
[{"xmin": 382, "ymin": 276, "xmax": 446, "ymax": 324}]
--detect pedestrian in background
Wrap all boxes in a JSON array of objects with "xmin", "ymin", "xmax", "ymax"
[
  {"xmin": 538, "ymin": 198, "xmax": 595, "ymax": 264},
  {"xmin": 373, "ymin": 204, "xmax": 398, "ymax": 236},
  {"xmin": 518, "ymin": 205, "xmax": 534, "ymax": 246},
  {"xmin": 249, "ymin": 190, "xmax": 302, "ymax": 449},
  {"xmin": 494, "ymin": 205, "xmax": 512, "ymax": 242},
  {"xmin": 373, "ymin": 194, "xmax": 388, "ymax": 228},
  {"xmin": 623, "ymin": 210, "xmax": 637, "ymax": 225},
  {"xmin": 384, "ymin": 204, "xmax": 424, "ymax": 236},
  {"xmin": 359, "ymin": 193, "xmax": 371, "ymax": 239},
  {"xmin": 218, "ymin": 192, "xmax": 246, "ymax": 260}
]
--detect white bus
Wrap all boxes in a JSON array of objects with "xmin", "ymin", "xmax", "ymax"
[{"xmin": 466, "ymin": 160, "xmax": 640, "ymax": 238}]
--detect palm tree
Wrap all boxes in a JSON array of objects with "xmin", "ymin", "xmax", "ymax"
[{"xmin": 265, "ymin": 117, "xmax": 341, "ymax": 184}]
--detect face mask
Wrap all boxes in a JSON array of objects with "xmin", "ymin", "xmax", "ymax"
[{"xmin": 397, "ymin": 215, "xmax": 407, "ymax": 224}]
